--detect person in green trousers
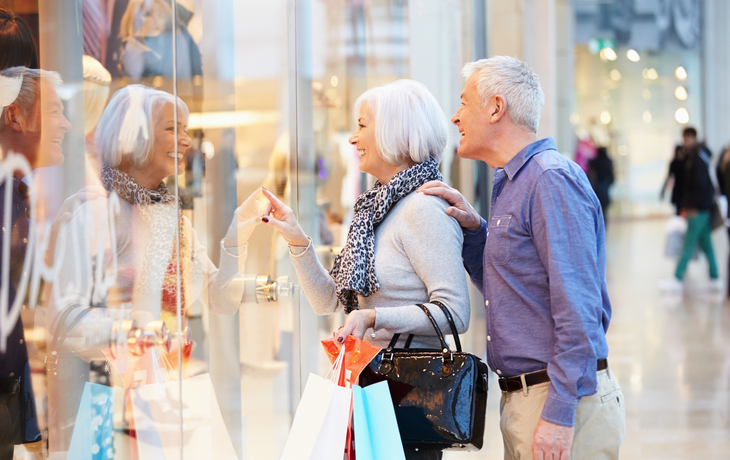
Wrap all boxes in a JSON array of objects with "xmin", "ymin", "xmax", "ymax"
[{"xmin": 660, "ymin": 127, "xmax": 721, "ymax": 292}]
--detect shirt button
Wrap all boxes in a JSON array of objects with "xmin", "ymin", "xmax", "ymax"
[
  {"xmin": 485, "ymin": 300, "xmax": 489, "ymax": 307},
  {"xmin": 22, "ymin": 238, "xmax": 27, "ymax": 244},
  {"xmin": 496, "ymin": 369, "xmax": 502, "ymax": 375},
  {"xmin": 487, "ymin": 335, "xmax": 491, "ymax": 341}
]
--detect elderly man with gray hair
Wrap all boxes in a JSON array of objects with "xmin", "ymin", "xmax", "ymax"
[
  {"xmin": 420, "ymin": 56, "xmax": 625, "ymax": 459},
  {"xmin": 0, "ymin": 66, "xmax": 71, "ymax": 457}
]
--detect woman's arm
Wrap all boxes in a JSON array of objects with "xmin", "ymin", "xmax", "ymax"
[
  {"xmin": 260, "ymin": 187, "xmax": 341, "ymax": 314},
  {"xmin": 289, "ymin": 242, "xmax": 341, "ymax": 315}
]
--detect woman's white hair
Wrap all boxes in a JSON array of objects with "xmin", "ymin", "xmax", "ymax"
[
  {"xmin": 462, "ymin": 56, "xmax": 544, "ymax": 133},
  {"xmin": 354, "ymin": 79, "xmax": 448, "ymax": 165},
  {"xmin": 95, "ymin": 84, "xmax": 189, "ymax": 168}
]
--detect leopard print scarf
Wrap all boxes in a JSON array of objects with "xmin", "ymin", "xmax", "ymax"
[
  {"xmin": 330, "ymin": 159, "xmax": 442, "ymax": 313},
  {"xmin": 101, "ymin": 166, "xmax": 195, "ymax": 318}
]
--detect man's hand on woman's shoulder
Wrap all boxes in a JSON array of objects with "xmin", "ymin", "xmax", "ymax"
[{"xmin": 417, "ymin": 180, "xmax": 482, "ymax": 231}]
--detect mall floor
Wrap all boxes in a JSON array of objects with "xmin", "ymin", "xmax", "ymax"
[{"xmin": 445, "ymin": 218, "xmax": 730, "ymax": 460}]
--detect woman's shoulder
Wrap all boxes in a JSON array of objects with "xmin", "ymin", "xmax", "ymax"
[
  {"xmin": 398, "ymin": 190, "xmax": 450, "ymax": 217},
  {"xmin": 394, "ymin": 191, "xmax": 459, "ymax": 231}
]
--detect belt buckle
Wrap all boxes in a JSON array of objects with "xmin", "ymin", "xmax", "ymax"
[{"xmin": 498, "ymin": 377, "xmax": 519, "ymax": 393}]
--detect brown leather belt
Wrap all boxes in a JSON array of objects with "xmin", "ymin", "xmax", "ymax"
[{"xmin": 498, "ymin": 359, "xmax": 608, "ymax": 393}]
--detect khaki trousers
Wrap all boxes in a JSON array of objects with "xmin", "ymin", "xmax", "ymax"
[{"xmin": 499, "ymin": 368, "xmax": 625, "ymax": 460}]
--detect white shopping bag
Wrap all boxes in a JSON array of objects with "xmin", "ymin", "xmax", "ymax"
[
  {"xmin": 664, "ymin": 215, "xmax": 700, "ymax": 259},
  {"xmin": 281, "ymin": 351, "xmax": 352, "ymax": 460},
  {"xmin": 131, "ymin": 373, "xmax": 237, "ymax": 460}
]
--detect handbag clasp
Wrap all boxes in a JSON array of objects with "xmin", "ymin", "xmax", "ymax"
[{"xmin": 378, "ymin": 349, "xmax": 395, "ymax": 375}]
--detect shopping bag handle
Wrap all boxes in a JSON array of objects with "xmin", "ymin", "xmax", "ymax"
[
  {"xmin": 387, "ymin": 301, "xmax": 462, "ymax": 352},
  {"xmin": 324, "ymin": 347, "xmax": 346, "ymax": 384}
]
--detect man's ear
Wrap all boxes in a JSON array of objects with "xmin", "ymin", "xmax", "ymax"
[
  {"xmin": 3, "ymin": 105, "xmax": 24, "ymax": 132},
  {"xmin": 489, "ymin": 95, "xmax": 507, "ymax": 124}
]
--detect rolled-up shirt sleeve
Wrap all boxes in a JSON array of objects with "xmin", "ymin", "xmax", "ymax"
[
  {"xmin": 530, "ymin": 169, "xmax": 605, "ymax": 426},
  {"xmin": 462, "ymin": 218, "xmax": 487, "ymax": 297}
]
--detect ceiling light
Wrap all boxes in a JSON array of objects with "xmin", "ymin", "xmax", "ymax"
[
  {"xmin": 610, "ymin": 69, "xmax": 622, "ymax": 81},
  {"xmin": 600, "ymin": 48, "xmax": 617, "ymax": 61},
  {"xmin": 674, "ymin": 86, "xmax": 688, "ymax": 101},
  {"xmin": 675, "ymin": 66, "xmax": 687, "ymax": 80},
  {"xmin": 600, "ymin": 111, "xmax": 612, "ymax": 124},
  {"xmin": 675, "ymin": 108, "xmax": 689, "ymax": 124},
  {"xmin": 626, "ymin": 49, "xmax": 641, "ymax": 62}
]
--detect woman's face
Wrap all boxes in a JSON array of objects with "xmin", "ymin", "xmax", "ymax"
[
  {"xmin": 146, "ymin": 102, "xmax": 192, "ymax": 184},
  {"xmin": 348, "ymin": 102, "xmax": 393, "ymax": 181}
]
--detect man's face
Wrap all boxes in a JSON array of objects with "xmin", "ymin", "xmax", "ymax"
[
  {"xmin": 452, "ymin": 74, "xmax": 494, "ymax": 165},
  {"xmin": 34, "ymin": 80, "xmax": 71, "ymax": 167},
  {"xmin": 683, "ymin": 133, "xmax": 697, "ymax": 149}
]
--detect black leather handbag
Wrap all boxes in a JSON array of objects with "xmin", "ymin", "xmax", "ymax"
[{"xmin": 359, "ymin": 302, "xmax": 489, "ymax": 452}]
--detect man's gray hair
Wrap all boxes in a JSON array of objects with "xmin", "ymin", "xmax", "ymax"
[
  {"xmin": 0, "ymin": 66, "xmax": 63, "ymax": 128},
  {"xmin": 354, "ymin": 79, "xmax": 448, "ymax": 165},
  {"xmin": 95, "ymin": 84, "xmax": 189, "ymax": 169},
  {"xmin": 462, "ymin": 56, "xmax": 544, "ymax": 133}
]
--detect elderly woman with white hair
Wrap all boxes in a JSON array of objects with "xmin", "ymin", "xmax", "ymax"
[{"xmin": 262, "ymin": 79, "xmax": 470, "ymax": 460}]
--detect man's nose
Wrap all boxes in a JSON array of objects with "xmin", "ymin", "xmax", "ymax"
[
  {"xmin": 451, "ymin": 111, "xmax": 460, "ymax": 125},
  {"xmin": 60, "ymin": 114, "xmax": 72, "ymax": 132}
]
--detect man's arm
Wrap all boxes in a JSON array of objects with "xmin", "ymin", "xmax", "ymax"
[{"xmin": 530, "ymin": 169, "xmax": 606, "ymax": 426}]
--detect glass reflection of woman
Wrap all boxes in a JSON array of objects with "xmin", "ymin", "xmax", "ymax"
[
  {"xmin": 262, "ymin": 80, "xmax": 470, "ymax": 460},
  {"xmin": 52, "ymin": 84, "xmax": 262, "ymax": 335},
  {"xmin": 47, "ymin": 85, "xmax": 263, "ymax": 448}
]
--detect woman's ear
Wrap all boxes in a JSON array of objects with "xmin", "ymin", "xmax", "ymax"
[{"xmin": 3, "ymin": 105, "xmax": 24, "ymax": 132}]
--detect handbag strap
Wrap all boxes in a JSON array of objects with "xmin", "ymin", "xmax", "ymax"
[
  {"xmin": 388, "ymin": 301, "xmax": 462, "ymax": 352},
  {"xmin": 386, "ymin": 304, "xmax": 450, "ymax": 351},
  {"xmin": 431, "ymin": 300, "xmax": 462, "ymax": 352}
]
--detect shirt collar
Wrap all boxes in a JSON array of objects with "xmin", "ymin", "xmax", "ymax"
[{"xmin": 502, "ymin": 137, "xmax": 556, "ymax": 180}]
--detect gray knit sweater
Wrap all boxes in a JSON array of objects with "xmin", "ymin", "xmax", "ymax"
[{"xmin": 291, "ymin": 191, "xmax": 470, "ymax": 349}]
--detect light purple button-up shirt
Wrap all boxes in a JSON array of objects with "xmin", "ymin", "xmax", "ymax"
[{"xmin": 462, "ymin": 137, "xmax": 611, "ymax": 426}]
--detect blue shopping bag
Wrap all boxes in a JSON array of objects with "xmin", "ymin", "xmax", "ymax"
[
  {"xmin": 68, "ymin": 382, "xmax": 116, "ymax": 460},
  {"xmin": 352, "ymin": 381, "xmax": 406, "ymax": 460}
]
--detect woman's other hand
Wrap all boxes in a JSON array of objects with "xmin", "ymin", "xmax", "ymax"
[
  {"xmin": 260, "ymin": 187, "xmax": 309, "ymax": 246},
  {"xmin": 335, "ymin": 309, "xmax": 377, "ymax": 344},
  {"xmin": 223, "ymin": 189, "xmax": 266, "ymax": 247}
]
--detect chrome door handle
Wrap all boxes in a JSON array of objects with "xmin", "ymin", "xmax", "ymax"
[{"xmin": 242, "ymin": 275, "xmax": 298, "ymax": 303}]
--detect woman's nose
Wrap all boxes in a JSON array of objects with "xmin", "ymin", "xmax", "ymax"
[
  {"xmin": 179, "ymin": 132, "xmax": 192, "ymax": 147},
  {"xmin": 348, "ymin": 134, "xmax": 358, "ymax": 145}
]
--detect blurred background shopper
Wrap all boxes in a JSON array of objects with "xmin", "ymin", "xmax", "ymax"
[
  {"xmin": 659, "ymin": 127, "xmax": 720, "ymax": 293},
  {"xmin": 587, "ymin": 146, "xmax": 615, "ymax": 229}
]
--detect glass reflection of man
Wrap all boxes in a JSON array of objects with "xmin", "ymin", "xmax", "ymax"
[{"xmin": 0, "ymin": 66, "xmax": 70, "ymax": 458}]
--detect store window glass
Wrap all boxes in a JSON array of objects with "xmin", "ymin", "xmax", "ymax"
[{"xmin": 0, "ymin": 1, "xmax": 483, "ymax": 459}]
